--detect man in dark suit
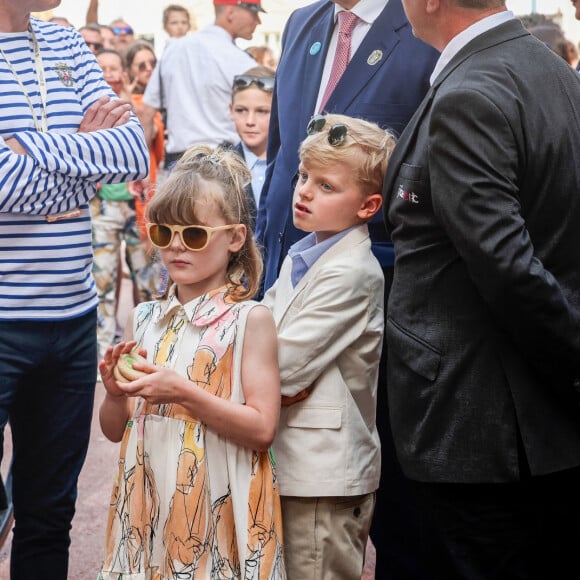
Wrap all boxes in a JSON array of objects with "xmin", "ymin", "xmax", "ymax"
[
  {"xmin": 256, "ymin": 1, "xmax": 438, "ymax": 577},
  {"xmin": 383, "ymin": 0, "xmax": 580, "ymax": 577}
]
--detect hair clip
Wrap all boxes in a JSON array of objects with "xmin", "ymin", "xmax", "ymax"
[{"xmin": 205, "ymin": 153, "xmax": 221, "ymax": 165}]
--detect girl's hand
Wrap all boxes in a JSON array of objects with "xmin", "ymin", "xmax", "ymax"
[
  {"xmin": 117, "ymin": 364, "xmax": 187, "ymax": 406},
  {"xmin": 99, "ymin": 341, "xmax": 138, "ymax": 398}
]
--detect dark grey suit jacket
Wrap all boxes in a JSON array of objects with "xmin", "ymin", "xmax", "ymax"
[{"xmin": 382, "ymin": 19, "xmax": 580, "ymax": 483}]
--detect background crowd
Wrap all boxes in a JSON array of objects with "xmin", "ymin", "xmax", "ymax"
[{"xmin": 2, "ymin": 0, "xmax": 580, "ymax": 578}]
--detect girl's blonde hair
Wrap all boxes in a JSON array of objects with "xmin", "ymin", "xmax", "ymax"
[
  {"xmin": 299, "ymin": 114, "xmax": 396, "ymax": 194},
  {"xmin": 147, "ymin": 145, "xmax": 263, "ymax": 301}
]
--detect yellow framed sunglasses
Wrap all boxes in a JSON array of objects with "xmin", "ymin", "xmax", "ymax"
[{"xmin": 146, "ymin": 223, "xmax": 239, "ymax": 251}]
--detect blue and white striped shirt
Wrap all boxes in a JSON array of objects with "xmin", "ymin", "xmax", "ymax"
[{"xmin": 0, "ymin": 18, "xmax": 149, "ymax": 321}]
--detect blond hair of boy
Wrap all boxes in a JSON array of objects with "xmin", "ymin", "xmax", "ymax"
[
  {"xmin": 300, "ymin": 113, "xmax": 395, "ymax": 191},
  {"xmin": 230, "ymin": 65, "xmax": 275, "ymax": 223}
]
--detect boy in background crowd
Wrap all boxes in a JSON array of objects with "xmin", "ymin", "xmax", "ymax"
[{"xmin": 230, "ymin": 65, "xmax": 274, "ymax": 228}]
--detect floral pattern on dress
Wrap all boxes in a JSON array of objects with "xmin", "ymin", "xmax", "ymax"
[{"xmin": 99, "ymin": 285, "xmax": 285, "ymax": 580}]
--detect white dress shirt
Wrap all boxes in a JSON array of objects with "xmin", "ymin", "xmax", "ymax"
[
  {"xmin": 316, "ymin": 0, "xmax": 388, "ymax": 113},
  {"xmin": 430, "ymin": 10, "xmax": 514, "ymax": 85},
  {"xmin": 145, "ymin": 25, "xmax": 255, "ymax": 153}
]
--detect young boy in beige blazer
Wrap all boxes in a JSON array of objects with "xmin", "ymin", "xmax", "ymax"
[{"xmin": 262, "ymin": 114, "xmax": 396, "ymax": 580}]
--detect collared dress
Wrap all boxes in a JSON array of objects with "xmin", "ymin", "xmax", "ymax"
[{"xmin": 99, "ymin": 285, "xmax": 286, "ymax": 580}]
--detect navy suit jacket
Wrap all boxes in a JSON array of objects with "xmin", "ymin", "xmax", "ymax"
[{"xmin": 255, "ymin": 0, "xmax": 438, "ymax": 291}]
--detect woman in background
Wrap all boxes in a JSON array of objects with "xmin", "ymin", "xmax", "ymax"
[{"xmin": 124, "ymin": 40, "xmax": 165, "ymax": 204}]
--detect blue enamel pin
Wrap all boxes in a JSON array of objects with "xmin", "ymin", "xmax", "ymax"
[{"xmin": 310, "ymin": 42, "xmax": 322, "ymax": 56}]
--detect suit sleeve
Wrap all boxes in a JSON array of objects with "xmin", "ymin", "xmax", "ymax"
[
  {"xmin": 429, "ymin": 88, "xmax": 580, "ymax": 377},
  {"xmin": 261, "ymin": 279, "xmax": 278, "ymax": 310},
  {"xmin": 273, "ymin": 262, "xmax": 380, "ymax": 397},
  {"xmin": 255, "ymin": 88, "xmax": 280, "ymax": 245},
  {"xmin": 255, "ymin": 11, "xmax": 294, "ymax": 245}
]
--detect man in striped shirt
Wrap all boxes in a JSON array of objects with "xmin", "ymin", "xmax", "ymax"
[{"xmin": 0, "ymin": 1, "xmax": 149, "ymax": 578}]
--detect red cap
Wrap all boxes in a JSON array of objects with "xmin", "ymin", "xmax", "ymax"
[{"xmin": 214, "ymin": 0, "xmax": 266, "ymax": 13}]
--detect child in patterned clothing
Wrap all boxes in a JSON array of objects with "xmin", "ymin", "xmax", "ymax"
[{"xmin": 97, "ymin": 146, "xmax": 286, "ymax": 580}]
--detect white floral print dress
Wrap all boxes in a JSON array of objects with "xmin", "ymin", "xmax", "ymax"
[{"xmin": 99, "ymin": 285, "xmax": 285, "ymax": 580}]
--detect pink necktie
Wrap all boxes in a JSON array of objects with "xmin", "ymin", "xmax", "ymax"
[{"xmin": 319, "ymin": 11, "xmax": 359, "ymax": 112}]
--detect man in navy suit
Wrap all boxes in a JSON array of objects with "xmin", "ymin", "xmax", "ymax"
[
  {"xmin": 256, "ymin": 1, "xmax": 438, "ymax": 577},
  {"xmin": 256, "ymin": 0, "xmax": 437, "ymax": 290}
]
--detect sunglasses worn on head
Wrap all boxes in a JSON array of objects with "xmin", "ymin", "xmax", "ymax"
[
  {"xmin": 146, "ymin": 223, "xmax": 238, "ymax": 251},
  {"xmin": 137, "ymin": 59, "xmax": 157, "ymax": 72},
  {"xmin": 306, "ymin": 115, "xmax": 350, "ymax": 146},
  {"xmin": 112, "ymin": 26, "xmax": 133, "ymax": 35},
  {"xmin": 238, "ymin": 2, "xmax": 264, "ymax": 13},
  {"xmin": 233, "ymin": 75, "xmax": 274, "ymax": 92}
]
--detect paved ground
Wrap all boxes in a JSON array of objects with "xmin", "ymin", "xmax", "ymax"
[{"xmin": 0, "ymin": 274, "xmax": 376, "ymax": 579}]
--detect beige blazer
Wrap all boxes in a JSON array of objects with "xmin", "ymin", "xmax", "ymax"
[{"xmin": 262, "ymin": 225, "xmax": 383, "ymax": 497}]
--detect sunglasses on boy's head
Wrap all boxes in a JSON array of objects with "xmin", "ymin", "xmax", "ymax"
[
  {"xmin": 112, "ymin": 26, "xmax": 133, "ymax": 35},
  {"xmin": 306, "ymin": 115, "xmax": 350, "ymax": 146},
  {"xmin": 146, "ymin": 223, "xmax": 239, "ymax": 251},
  {"xmin": 233, "ymin": 75, "xmax": 274, "ymax": 92}
]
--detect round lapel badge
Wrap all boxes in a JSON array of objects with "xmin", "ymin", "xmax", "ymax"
[
  {"xmin": 310, "ymin": 42, "xmax": 322, "ymax": 56},
  {"xmin": 367, "ymin": 49, "xmax": 383, "ymax": 66}
]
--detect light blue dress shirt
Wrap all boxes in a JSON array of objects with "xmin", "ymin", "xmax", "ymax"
[{"xmin": 288, "ymin": 227, "xmax": 356, "ymax": 287}]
